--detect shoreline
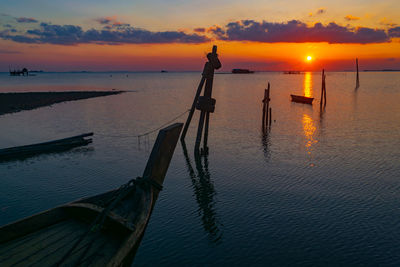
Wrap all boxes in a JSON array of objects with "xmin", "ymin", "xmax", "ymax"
[{"xmin": 0, "ymin": 91, "xmax": 125, "ymax": 116}]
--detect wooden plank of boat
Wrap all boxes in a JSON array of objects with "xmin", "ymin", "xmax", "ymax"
[
  {"xmin": 290, "ymin": 94, "xmax": 314, "ymax": 105},
  {"xmin": 0, "ymin": 122, "xmax": 183, "ymax": 266},
  {"xmin": 0, "ymin": 133, "xmax": 93, "ymax": 161}
]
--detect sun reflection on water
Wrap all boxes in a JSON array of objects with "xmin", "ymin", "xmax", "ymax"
[
  {"xmin": 303, "ymin": 72, "xmax": 313, "ymax": 97},
  {"xmin": 302, "ymin": 114, "xmax": 318, "ymax": 154}
]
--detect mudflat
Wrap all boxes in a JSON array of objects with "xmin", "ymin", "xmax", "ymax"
[{"xmin": 0, "ymin": 91, "xmax": 124, "ymax": 115}]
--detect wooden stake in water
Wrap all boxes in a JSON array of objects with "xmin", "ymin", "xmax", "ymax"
[
  {"xmin": 355, "ymin": 58, "xmax": 360, "ymax": 89},
  {"xmin": 320, "ymin": 69, "xmax": 325, "ymax": 109}
]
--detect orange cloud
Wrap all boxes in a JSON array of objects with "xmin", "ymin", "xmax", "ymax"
[{"xmin": 344, "ymin": 15, "xmax": 360, "ymax": 21}]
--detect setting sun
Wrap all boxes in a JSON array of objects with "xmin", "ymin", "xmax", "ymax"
[{"xmin": 306, "ymin": 55, "xmax": 312, "ymax": 61}]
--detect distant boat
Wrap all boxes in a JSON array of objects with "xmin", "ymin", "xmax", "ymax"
[
  {"xmin": 284, "ymin": 71, "xmax": 301, "ymax": 74},
  {"xmin": 0, "ymin": 123, "xmax": 183, "ymax": 266},
  {"xmin": 161, "ymin": 70, "xmax": 168, "ymax": 73},
  {"xmin": 0, "ymin": 133, "xmax": 93, "ymax": 161},
  {"xmin": 290, "ymin": 94, "xmax": 314, "ymax": 104},
  {"xmin": 232, "ymin": 69, "xmax": 254, "ymax": 74}
]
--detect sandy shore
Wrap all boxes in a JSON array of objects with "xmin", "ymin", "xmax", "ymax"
[{"xmin": 0, "ymin": 91, "xmax": 124, "ymax": 116}]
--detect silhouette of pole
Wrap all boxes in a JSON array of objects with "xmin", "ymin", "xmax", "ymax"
[
  {"xmin": 181, "ymin": 45, "xmax": 221, "ymax": 155},
  {"xmin": 355, "ymin": 58, "xmax": 360, "ymax": 89}
]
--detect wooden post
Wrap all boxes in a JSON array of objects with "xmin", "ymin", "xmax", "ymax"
[
  {"xmin": 266, "ymin": 82, "xmax": 270, "ymax": 126},
  {"xmin": 355, "ymin": 58, "xmax": 360, "ymax": 89},
  {"xmin": 269, "ymin": 107, "xmax": 272, "ymax": 127},
  {"xmin": 181, "ymin": 76, "xmax": 206, "ymax": 141},
  {"xmin": 320, "ymin": 69, "xmax": 325, "ymax": 109},
  {"xmin": 323, "ymin": 72, "xmax": 326, "ymax": 106},
  {"xmin": 262, "ymin": 89, "xmax": 267, "ymax": 127}
]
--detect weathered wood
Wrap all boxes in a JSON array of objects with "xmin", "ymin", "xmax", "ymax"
[
  {"xmin": 290, "ymin": 94, "xmax": 314, "ymax": 104},
  {"xmin": 0, "ymin": 123, "xmax": 183, "ymax": 266},
  {"xmin": 0, "ymin": 133, "xmax": 93, "ymax": 161},
  {"xmin": 356, "ymin": 58, "xmax": 360, "ymax": 89},
  {"xmin": 181, "ymin": 46, "xmax": 221, "ymax": 154},
  {"xmin": 269, "ymin": 107, "xmax": 272, "ymax": 127}
]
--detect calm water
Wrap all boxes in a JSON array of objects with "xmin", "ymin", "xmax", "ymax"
[{"xmin": 0, "ymin": 71, "xmax": 400, "ymax": 266}]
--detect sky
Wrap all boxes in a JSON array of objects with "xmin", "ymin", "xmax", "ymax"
[{"xmin": 0, "ymin": 0, "xmax": 400, "ymax": 71}]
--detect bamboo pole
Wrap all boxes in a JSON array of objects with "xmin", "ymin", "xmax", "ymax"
[{"xmin": 355, "ymin": 58, "xmax": 360, "ymax": 89}]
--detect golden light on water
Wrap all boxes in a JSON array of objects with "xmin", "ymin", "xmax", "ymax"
[
  {"xmin": 302, "ymin": 114, "xmax": 318, "ymax": 154},
  {"xmin": 303, "ymin": 72, "xmax": 313, "ymax": 97}
]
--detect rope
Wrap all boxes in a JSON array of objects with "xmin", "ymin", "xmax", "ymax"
[{"xmin": 96, "ymin": 109, "xmax": 190, "ymax": 139}]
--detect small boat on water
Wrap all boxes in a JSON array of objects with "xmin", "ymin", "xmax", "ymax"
[
  {"xmin": 0, "ymin": 123, "xmax": 183, "ymax": 266},
  {"xmin": 0, "ymin": 133, "xmax": 93, "ymax": 161},
  {"xmin": 232, "ymin": 69, "xmax": 254, "ymax": 74},
  {"xmin": 290, "ymin": 94, "xmax": 314, "ymax": 104}
]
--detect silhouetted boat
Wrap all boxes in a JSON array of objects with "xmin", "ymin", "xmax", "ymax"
[
  {"xmin": 0, "ymin": 133, "xmax": 93, "ymax": 161},
  {"xmin": 0, "ymin": 123, "xmax": 183, "ymax": 266},
  {"xmin": 232, "ymin": 69, "xmax": 254, "ymax": 74},
  {"xmin": 290, "ymin": 94, "xmax": 314, "ymax": 104}
]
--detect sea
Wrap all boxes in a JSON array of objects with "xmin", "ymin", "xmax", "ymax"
[{"xmin": 0, "ymin": 71, "xmax": 399, "ymax": 266}]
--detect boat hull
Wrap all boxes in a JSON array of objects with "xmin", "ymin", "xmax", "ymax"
[{"xmin": 290, "ymin": 94, "xmax": 314, "ymax": 105}]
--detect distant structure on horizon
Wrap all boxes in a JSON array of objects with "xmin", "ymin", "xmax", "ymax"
[
  {"xmin": 283, "ymin": 71, "xmax": 301, "ymax": 74},
  {"xmin": 9, "ymin": 67, "xmax": 29, "ymax": 76},
  {"xmin": 232, "ymin": 69, "xmax": 254, "ymax": 74}
]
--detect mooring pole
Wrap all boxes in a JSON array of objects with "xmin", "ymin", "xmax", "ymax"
[
  {"xmin": 320, "ymin": 69, "xmax": 325, "ymax": 109},
  {"xmin": 266, "ymin": 83, "xmax": 270, "ymax": 126},
  {"xmin": 262, "ymin": 89, "xmax": 267, "ymax": 128},
  {"xmin": 355, "ymin": 58, "xmax": 360, "ymax": 89},
  {"xmin": 324, "ymin": 71, "xmax": 327, "ymax": 106},
  {"xmin": 181, "ymin": 75, "xmax": 206, "ymax": 141},
  {"xmin": 182, "ymin": 45, "xmax": 221, "ymax": 154}
]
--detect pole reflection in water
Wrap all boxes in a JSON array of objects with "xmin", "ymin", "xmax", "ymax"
[
  {"xmin": 303, "ymin": 72, "xmax": 313, "ymax": 97},
  {"xmin": 181, "ymin": 141, "xmax": 223, "ymax": 244},
  {"xmin": 261, "ymin": 125, "xmax": 271, "ymax": 161}
]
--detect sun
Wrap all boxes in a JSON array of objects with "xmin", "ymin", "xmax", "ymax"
[{"xmin": 306, "ymin": 55, "xmax": 312, "ymax": 62}]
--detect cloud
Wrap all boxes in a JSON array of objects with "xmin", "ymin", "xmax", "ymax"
[
  {"xmin": 212, "ymin": 20, "xmax": 390, "ymax": 44},
  {"xmin": 0, "ymin": 49, "xmax": 21, "ymax": 54},
  {"xmin": 194, "ymin": 28, "xmax": 205, "ymax": 33},
  {"xmin": 309, "ymin": 8, "xmax": 326, "ymax": 17},
  {"xmin": 16, "ymin": 17, "xmax": 38, "ymax": 23},
  {"xmin": 380, "ymin": 18, "xmax": 397, "ymax": 27},
  {"xmin": 344, "ymin": 15, "xmax": 360, "ymax": 21},
  {"xmin": 388, "ymin": 27, "xmax": 400, "ymax": 38},
  {"xmin": 0, "ymin": 22, "xmax": 210, "ymax": 45}
]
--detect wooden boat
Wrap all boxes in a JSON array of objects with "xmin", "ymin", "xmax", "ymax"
[
  {"xmin": 290, "ymin": 94, "xmax": 314, "ymax": 105},
  {"xmin": 0, "ymin": 133, "xmax": 93, "ymax": 161},
  {"xmin": 0, "ymin": 123, "xmax": 183, "ymax": 266}
]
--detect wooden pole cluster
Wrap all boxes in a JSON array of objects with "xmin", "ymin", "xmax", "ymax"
[
  {"xmin": 181, "ymin": 45, "xmax": 221, "ymax": 155},
  {"xmin": 355, "ymin": 58, "xmax": 360, "ymax": 89},
  {"xmin": 320, "ymin": 69, "xmax": 327, "ymax": 109},
  {"xmin": 262, "ymin": 82, "xmax": 272, "ymax": 130}
]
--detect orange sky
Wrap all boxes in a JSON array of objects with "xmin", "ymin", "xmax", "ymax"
[{"xmin": 1, "ymin": 1, "xmax": 400, "ymax": 71}]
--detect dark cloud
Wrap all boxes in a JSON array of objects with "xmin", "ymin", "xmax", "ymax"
[
  {"xmin": 4, "ymin": 24, "xmax": 13, "ymax": 28},
  {"xmin": 388, "ymin": 27, "xmax": 400, "ymax": 38},
  {"xmin": 16, "ymin": 17, "xmax": 38, "ymax": 23},
  {"xmin": 345, "ymin": 15, "xmax": 360, "ymax": 21},
  {"xmin": 0, "ymin": 22, "xmax": 209, "ymax": 45},
  {"xmin": 194, "ymin": 28, "xmax": 205, "ymax": 33},
  {"xmin": 95, "ymin": 17, "xmax": 113, "ymax": 25},
  {"xmin": 213, "ymin": 20, "xmax": 390, "ymax": 44}
]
